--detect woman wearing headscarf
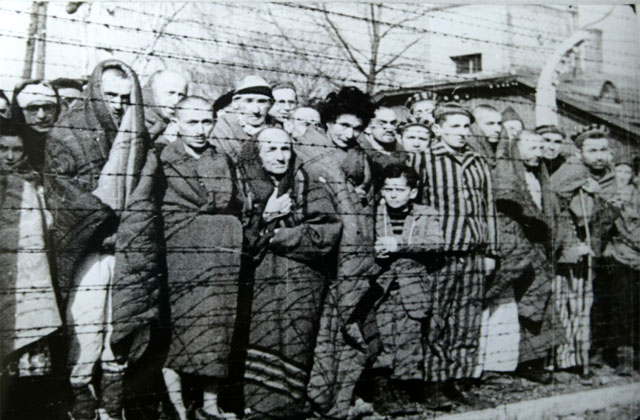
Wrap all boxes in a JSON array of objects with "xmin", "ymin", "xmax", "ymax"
[{"xmin": 237, "ymin": 127, "xmax": 341, "ymax": 419}]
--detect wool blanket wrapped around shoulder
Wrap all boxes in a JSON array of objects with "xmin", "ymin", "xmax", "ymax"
[
  {"xmin": 237, "ymin": 138, "xmax": 342, "ymax": 418},
  {"xmin": 160, "ymin": 141, "xmax": 243, "ymax": 377},
  {"xmin": 296, "ymin": 128, "xmax": 380, "ymax": 417},
  {"xmin": 0, "ymin": 169, "xmax": 62, "ymax": 369}
]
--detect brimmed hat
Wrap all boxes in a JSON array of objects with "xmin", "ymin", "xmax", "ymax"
[
  {"xmin": 572, "ymin": 123, "xmax": 609, "ymax": 149},
  {"xmin": 405, "ymin": 91, "xmax": 439, "ymax": 109},
  {"xmin": 536, "ymin": 124, "xmax": 564, "ymax": 137},
  {"xmin": 433, "ymin": 102, "xmax": 474, "ymax": 124},
  {"xmin": 234, "ymin": 75, "xmax": 272, "ymax": 99},
  {"xmin": 400, "ymin": 121, "xmax": 431, "ymax": 134}
]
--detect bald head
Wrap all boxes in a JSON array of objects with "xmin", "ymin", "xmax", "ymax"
[
  {"xmin": 172, "ymin": 96, "xmax": 213, "ymax": 152},
  {"xmin": 153, "ymin": 70, "xmax": 188, "ymax": 118},
  {"xmin": 290, "ymin": 106, "xmax": 321, "ymax": 138}
]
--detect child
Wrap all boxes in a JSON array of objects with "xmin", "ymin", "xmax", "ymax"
[
  {"xmin": 372, "ymin": 163, "xmax": 443, "ymax": 414},
  {"xmin": 1, "ymin": 122, "xmax": 63, "ymax": 418}
]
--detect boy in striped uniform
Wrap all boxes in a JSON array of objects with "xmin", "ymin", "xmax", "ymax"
[{"xmin": 419, "ymin": 102, "xmax": 498, "ymax": 408}]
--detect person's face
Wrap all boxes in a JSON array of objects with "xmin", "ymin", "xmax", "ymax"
[
  {"xmin": 101, "ymin": 72, "xmax": 132, "ymax": 124},
  {"xmin": 541, "ymin": 132, "xmax": 564, "ymax": 160},
  {"xmin": 503, "ymin": 120, "xmax": 523, "ymax": 140},
  {"xmin": 615, "ymin": 164, "xmax": 633, "ymax": 187},
  {"xmin": 258, "ymin": 129, "xmax": 292, "ymax": 177},
  {"xmin": 0, "ymin": 136, "xmax": 25, "ymax": 169},
  {"xmin": 174, "ymin": 107, "xmax": 214, "ymax": 150},
  {"xmin": 234, "ymin": 94, "xmax": 272, "ymax": 127},
  {"xmin": 581, "ymin": 137, "xmax": 610, "ymax": 173},
  {"xmin": 268, "ymin": 88, "xmax": 297, "ymax": 123},
  {"xmin": 326, "ymin": 114, "xmax": 364, "ymax": 150},
  {"xmin": 433, "ymin": 114, "xmax": 471, "ymax": 150},
  {"xmin": 369, "ymin": 108, "xmax": 398, "ymax": 145},
  {"xmin": 401, "ymin": 125, "xmax": 431, "ymax": 152},
  {"xmin": 381, "ymin": 176, "xmax": 417, "ymax": 210},
  {"xmin": 22, "ymin": 100, "xmax": 57, "ymax": 133},
  {"xmin": 0, "ymin": 97, "xmax": 11, "ymax": 118},
  {"xmin": 291, "ymin": 107, "xmax": 321, "ymax": 138},
  {"xmin": 475, "ymin": 109, "xmax": 502, "ymax": 143},
  {"xmin": 411, "ymin": 100, "xmax": 436, "ymax": 126},
  {"xmin": 154, "ymin": 73, "xmax": 188, "ymax": 119},
  {"xmin": 517, "ymin": 134, "xmax": 545, "ymax": 168},
  {"xmin": 57, "ymin": 87, "xmax": 83, "ymax": 111}
]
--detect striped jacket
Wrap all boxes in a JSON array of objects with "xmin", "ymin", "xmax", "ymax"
[{"xmin": 419, "ymin": 140, "xmax": 498, "ymax": 255}]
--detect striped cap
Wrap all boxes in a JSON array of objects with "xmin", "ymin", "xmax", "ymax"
[{"xmin": 405, "ymin": 91, "xmax": 439, "ymax": 109}]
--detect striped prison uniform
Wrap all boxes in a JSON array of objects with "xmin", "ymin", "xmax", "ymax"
[{"xmin": 419, "ymin": 140, "xmax": 498, "ymax": 381}]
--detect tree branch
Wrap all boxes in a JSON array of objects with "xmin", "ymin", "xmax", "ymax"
[
  {"xmin": 375, "ymin": 36, "xmax": 421, "ymax": 74},
  {"xmin": 136, "ymin": 3, "xmax": 187, "ymax": 63},
  {"xmin": 379, "ymin": 5, "xmax": 437, "ymax": 39},
  {"xmin": 321, "ymin": 5, "xmax": 368, "ymax": 77}
]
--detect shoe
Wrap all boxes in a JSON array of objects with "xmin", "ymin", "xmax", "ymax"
[
  {"xmin": 443, "ymin": 381, "xmax": 493, "ymax": 409},
  {"xmin": 70, "ymin": 385, "xmax": 98, "ymax": 420},
  {"xmin": 422, "ymin": 383, "xmax": 453, "ymax": 412},
  {"xmin": 516, "ymin": 367, "xmax": 552, "ymax": 385},
  {"xmin": 481, "ymin": 372, "xmax": 514, "ymax": 386}
]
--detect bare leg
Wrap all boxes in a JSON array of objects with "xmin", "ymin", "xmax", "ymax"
[
  {"xmin": 162, "ymin": 368, "xmax": 187, "ymax": 420},
  {"xmin": 203, "ymin": 380, "xmax": 236, "ymax": 419}
]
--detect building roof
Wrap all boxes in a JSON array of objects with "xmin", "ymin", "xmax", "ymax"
[{"xmin": 375, "ymin": 72, "xmax": 640, "ymax": 141}]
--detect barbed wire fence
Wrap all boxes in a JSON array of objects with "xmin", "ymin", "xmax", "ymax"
[{"xmin": 1, "ymin": 3, "xmax": 639, "ymax": 420}]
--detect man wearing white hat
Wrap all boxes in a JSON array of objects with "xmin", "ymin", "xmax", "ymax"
[{"xmin": 212, "ymin": 75, "xmax": 273, "ymax": 161}]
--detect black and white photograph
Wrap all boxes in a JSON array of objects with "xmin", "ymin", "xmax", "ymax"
[{"xmin": 0, "ymin": 2, "xmax": 639, "ymax": 420}]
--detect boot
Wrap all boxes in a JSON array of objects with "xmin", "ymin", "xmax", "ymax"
[
  {"xmin": 69, "ymin": 385, "xmax": 98, "ymax": 420},
  {"xmin": 101, "ymin": 371, "xmax": 124, "ymax": 419},
  {"xmin": 422, "ymin": 382, "xmax": 453, "ymax": 412}
]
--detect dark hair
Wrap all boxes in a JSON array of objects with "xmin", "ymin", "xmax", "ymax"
[
  {"xmin": 213, "ymin": 90, "xmax": 234, "ymax": 118},
  {"xmin": 433, "ymin": 102, "xmax": 474, "ymax": 125},
  {"xmin": 320, "ymin": 86, "xmax": 375, "ymax": 127},
  {"xmin": 50, "ymin": 77, "xmax": 84, "ymax": 91},
  {"xmin": 0, "ymin": 115, "xmax": 18, "ymax": 136},
  {"xmin": 102, "ymin": 66, "xmax": 128, "ymax": 80},
  {"xmin": 382, "ymin": 163, "xmax": 419, "ymax": 189}
]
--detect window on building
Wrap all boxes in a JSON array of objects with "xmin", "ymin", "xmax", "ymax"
[
  {"xmin": 582, "ymin": 29, "xmax": 603, "ymax": 73},
  {"xmin": 451, "ymin": 54, "xmax": 482, "ymax": 75}
]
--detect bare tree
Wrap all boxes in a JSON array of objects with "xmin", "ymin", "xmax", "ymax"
[
  {"xmin": 321, "ymin": 3, "xmax": 427, "ymax": 94},
  {"xmin": 270, "ymin": 3, "xmax": 462, "ymax": 94}
]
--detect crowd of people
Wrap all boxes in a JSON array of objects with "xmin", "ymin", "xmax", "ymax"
[{"xmin": 0, "ymin": 58, "xmax": 639, "ymax": 420}]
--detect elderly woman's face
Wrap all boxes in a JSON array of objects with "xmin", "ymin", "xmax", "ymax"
[
  {"xmin": 258, "ymin": 128, "xmax": 292, "ymax": 176},
  {"xmin": 326, "ymin": 114, "xmax": 363, "ymax": 150}
]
